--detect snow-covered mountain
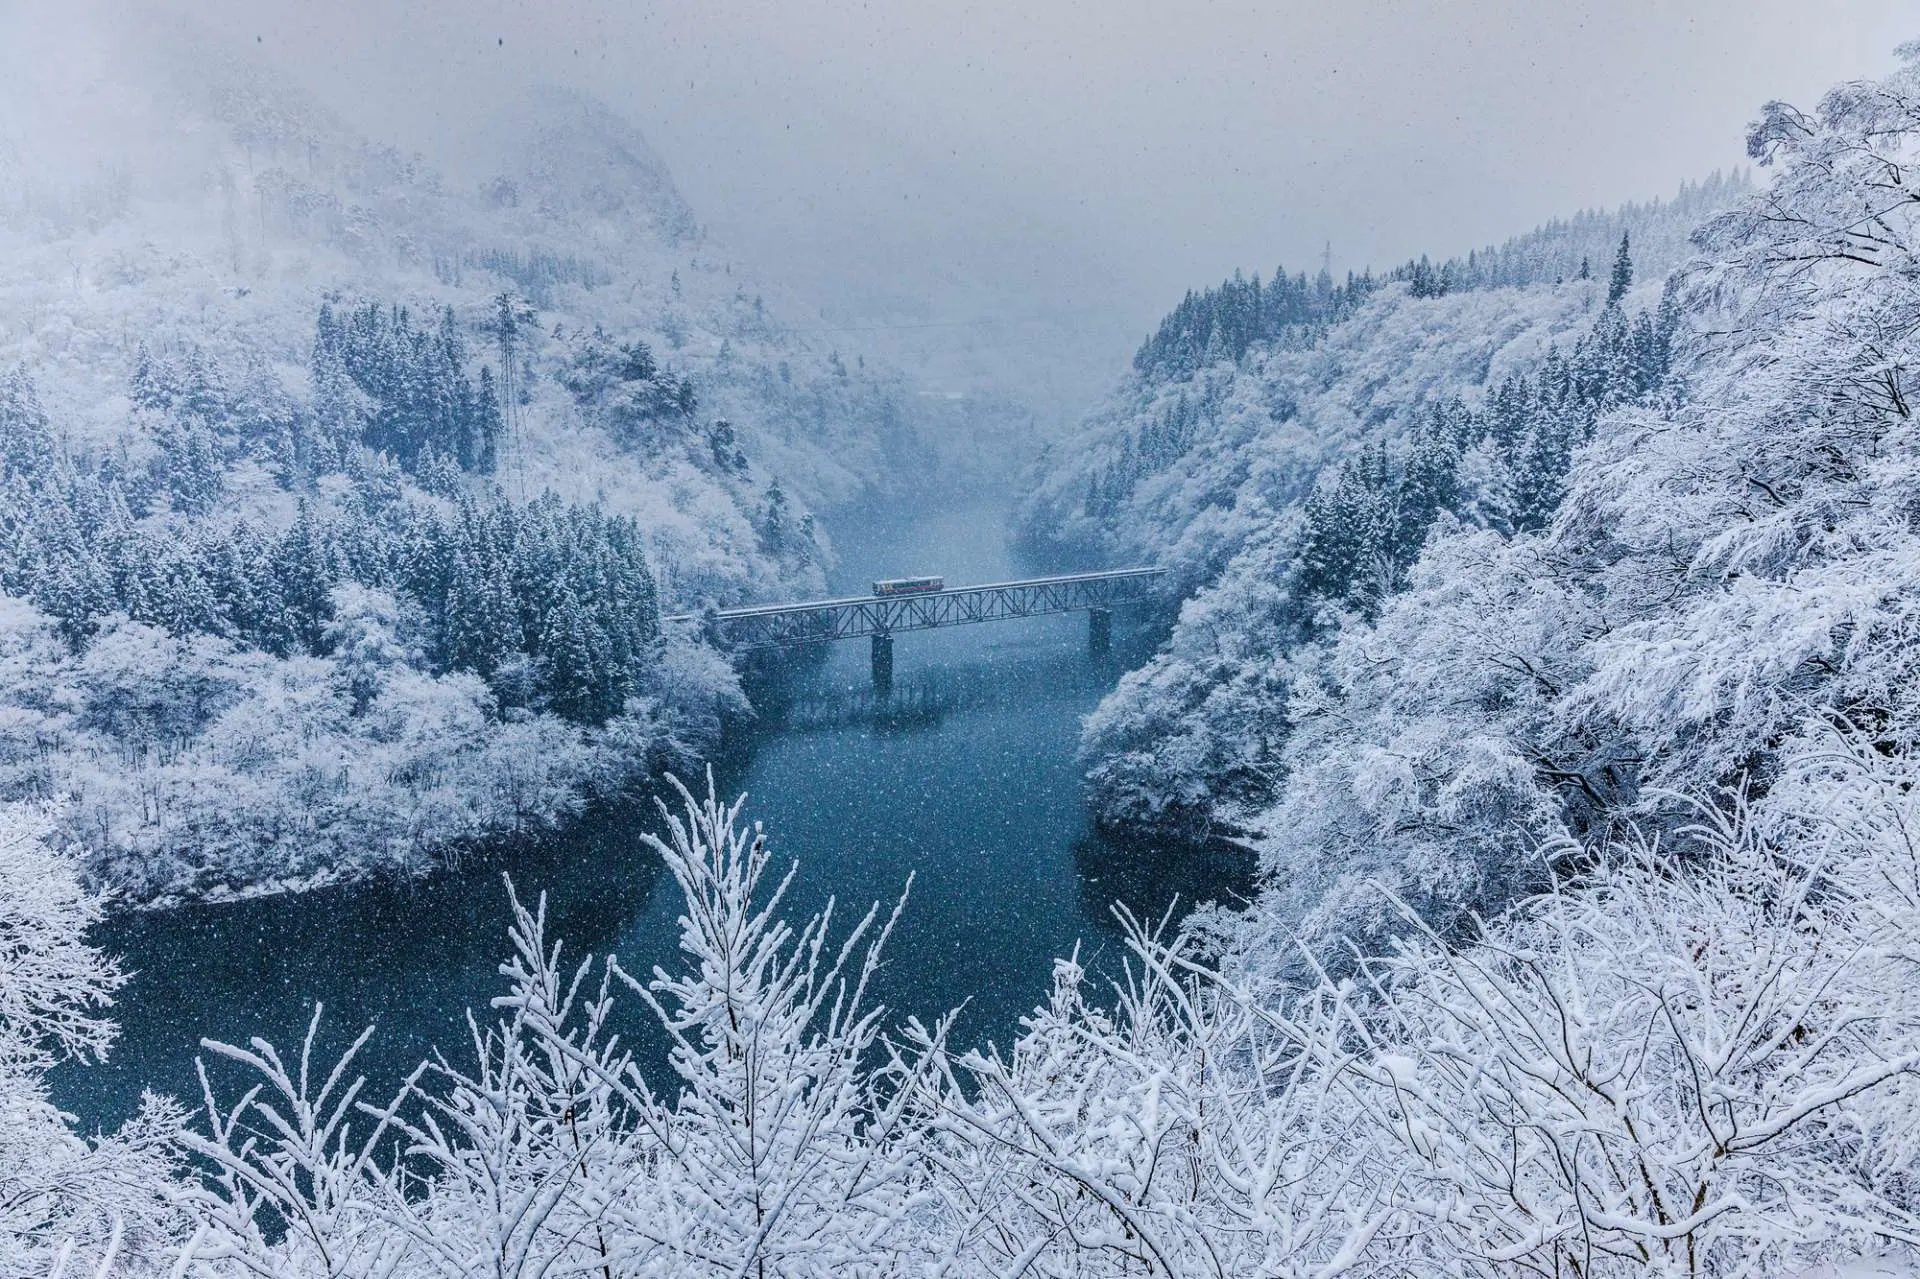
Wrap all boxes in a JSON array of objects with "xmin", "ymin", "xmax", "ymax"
[
  {"xmin": 1016, "ymin": 173, "xmax": 1744, "ymax": 583},
  {"xmin": 0, "ymin": 9, "xmax": 975, "ymax": 902},
  {"xmin": 0, "ymin": 10, "xmax": 948, "ymax": 601}
]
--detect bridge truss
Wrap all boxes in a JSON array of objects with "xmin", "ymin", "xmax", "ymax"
[{"xmin": 666, "ymin": 568, "xmax": 1165, "ymax": 652}]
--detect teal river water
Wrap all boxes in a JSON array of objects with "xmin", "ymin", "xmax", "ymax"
[{"xmin": 51, "ymin": 496, "xmax": 1252, "ymax": 1131}]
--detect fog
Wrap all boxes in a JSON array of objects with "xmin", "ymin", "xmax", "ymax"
[{"xmin": 13, "ymin": 0, "xmax": 1920, "ymax": 412}]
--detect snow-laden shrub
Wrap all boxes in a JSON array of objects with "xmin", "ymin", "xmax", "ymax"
[
  {"xmin": 1331, "ymin": 759, "xmax": 1920, "ymax": 1274},
  {"xmin": 181, "ymin": 772, "xmax": 930, "ymax": 1278},
  {"xmin": 0, "ymin": 803, "xmax": 184, "ymax": 1275}
]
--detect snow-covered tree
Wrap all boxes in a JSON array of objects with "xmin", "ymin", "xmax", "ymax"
[
  {"xmin": 0, "ymin": 804, "xmax": 184, "ymax": 1275},
  {"xmin": 184, "ymin": 773, "xmax": 932, "ymax": 1277},
  {"xmin": 1556, "ymin": 41, "xmax": 1920, "ymax": 807}
]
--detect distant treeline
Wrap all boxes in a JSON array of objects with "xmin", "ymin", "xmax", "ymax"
[
  {"xmin": 1132, "ymin": 267, "xmax": 1381, "ymax": 381},
  {"xmin": 1133, "ymin": 173, "xmax": 1744, "ymax": 385}
]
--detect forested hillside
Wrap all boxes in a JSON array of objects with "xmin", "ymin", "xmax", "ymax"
[
  {"xmin": 1019, "ymin": 172, "xmax": 1741, "ymax": 578},
  {"xmin": 1016, "ymin": 179, "xmax": 1744, "ymax": 841},
  {"xmin": 0, "ymin": 16, "xmax": 944, "ymax": 901}
]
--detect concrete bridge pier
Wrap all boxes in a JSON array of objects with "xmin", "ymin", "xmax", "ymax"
[
  {"xmin": 871, "ymin": 631, "xmax": 894, "ymax": 691},
  {"xmin": 1088, "ymin": 607, "xmax": 1112, "ymax": 658}
]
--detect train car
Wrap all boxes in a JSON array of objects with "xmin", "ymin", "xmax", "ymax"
[{"xmin": 872, "ymin": 576, "xmax": 945, "ymax": 597}]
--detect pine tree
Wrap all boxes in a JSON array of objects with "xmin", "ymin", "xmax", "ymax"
[
  {"xmin": 203, "ymin": 522, "xmax": 288, "ymax": 649},
  {"xmin": 99, "ymin": 520, "xmax": 156, "ymax": 623},
  {"xmin": 1202, "ymin": 318, "xmax": 1229, "ymax": 367},
  {"xmin": 1409, "ymin": 256, "xmax": 1442, "ymax": 299},
  {"xmin": 309, "ymin": 305, "xmax": 357, "ymax": 474},
  {"xmin": 39, "ymin": 556, "xmax": 111, "ymax": 646},
  {"xmin": 1486, "ymin": 372, "xmax": 1532, "ymax": 451},
  {"xmin": 129, "ymin": 345, "xmax": 169, "ymax": 413},
  {"xmin": 442, "ymin": 533, "xmax": 495, "ymax": 676},
  {"xmin": 540, "ymin": 583, "xmax": 601, "ymax": 722},
  {"xmin": 1396, "ymin": 407, "xmax": 1463, "ymax": 557},
  {"xmin": 0, "ymin": 368, "xmax": 56, "ymax": 482},
  {"xmin": 1652, "ymin": 275, "xmax": 1682, "ymax": 384},
  {"xmin": 759, "ymin": 481, "xmax": 789, "ymax": 553},
  {"xmin": 176, "ymin": 346, "xmax": 226, "ymax": 426},
  {"xmin": 1508, "ymin": 417, "xmax": 1571, "ymax": 532},
  {"xmin": 273, "ymin": 503, "xmax": 338, "ymax": 652},
  {"xmin": 153, "ymin": 543, "xmax": 222, "ymax": 636},
  {"xmin": 1607, "ymin": 231, "xmax": 1633, "ymax": 306},
  {"xmin": 172, "ymin": 424, "xmax": 225, "ymax": 515},
  {"xmin": 1297, "ymin": 457, "xmax": 1394, "ymax": 605}
]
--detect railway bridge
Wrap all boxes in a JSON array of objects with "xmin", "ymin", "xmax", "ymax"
[{"xmin": 665, "ymin": 567, "xmax": 1165, "ymax": 689}]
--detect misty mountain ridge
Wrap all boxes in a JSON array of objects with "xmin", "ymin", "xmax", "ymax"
[
  {"xmin": 434, "ymin": 84, "xmax": 701, "ymax": 245},
  {"xmin": 0, "ymin": 6, "xmax": 965, "ymax": 552},
  {"xmin": 0, "ymin": 8, "xmax": 991, "ymax": 902}
]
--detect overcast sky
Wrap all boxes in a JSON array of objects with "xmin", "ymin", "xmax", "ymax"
[{"xmin": 113, "ymin": 2, "xmax": 1920, "ymax": 390}]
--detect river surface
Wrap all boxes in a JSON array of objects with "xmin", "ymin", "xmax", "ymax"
[{"xmin": 52, "ymin": 495, "xmax": 1251, "ymax": 1132}]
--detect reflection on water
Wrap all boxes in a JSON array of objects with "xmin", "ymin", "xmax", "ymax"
[
  {"xmin": 1072, "ymin": 830, "xmax": 1259, "ymax": 945},
  {"xmin": 760, "ymin": 645, "xmax": 1122, "ymax": 733},
  {"xmin": 52, "ymin": 496, "xmax": 1253, "ymax": 1133},
  {"xmin": 774, "ymin": 673, "xmax": 966, "ymax": 732}
]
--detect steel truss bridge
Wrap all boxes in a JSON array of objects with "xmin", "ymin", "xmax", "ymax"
[{"xmin": 665, "ymin": 568, "xmax": 1165, "ymax": 687}]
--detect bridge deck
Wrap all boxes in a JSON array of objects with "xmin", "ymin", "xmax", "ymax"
[{"xmin": 665, "ymin": 568, "xmax": 1164, "ymax": 650}]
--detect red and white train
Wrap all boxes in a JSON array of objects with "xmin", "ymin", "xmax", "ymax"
[{"xmin": 871, "ymin": 576, "xmax": 945, "ymax": 597}]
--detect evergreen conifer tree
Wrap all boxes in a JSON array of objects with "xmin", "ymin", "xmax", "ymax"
[
  {"xmin": 1607, "ymin": 231, "xmax": 1634, "ymax": 305},
  {"xmin": 474, "ymin": 367, "xmax": 503, "ymax": 474},
  {"xmin": 0, "ymin": 368, "xmax": 56, "ymax": 481},
  {"xmin": 442, "ymin": 535, "xmax": 495, "ymax": 676},
  {"xmin": 153, "ymin": 544, "xmax": 221, "ymax": 636},
  {"xmin": 540, "ymin": 583, "xmax": 601, "ymax": 722},
  {"xmin": 273, "ymin": 504, "xmax": 338, "ymax": 652},
  {"xmin": 760, "ymin": 481, "xmax": 789, "ymax": 553}
]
